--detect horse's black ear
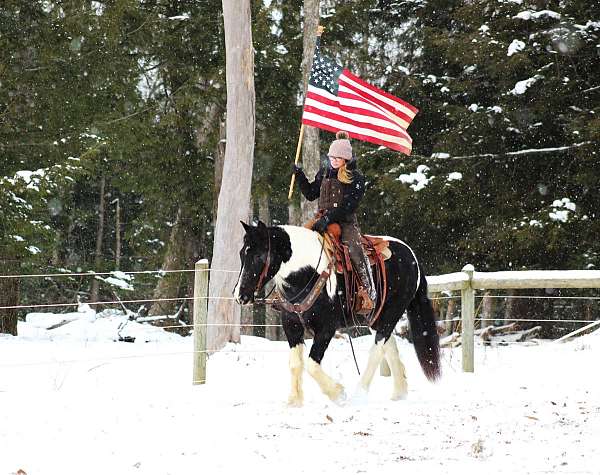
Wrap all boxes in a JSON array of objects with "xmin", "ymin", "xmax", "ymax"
[
  {"xmin": 240, "ymin": 221, "xmax": 252, "ymax": 233},
  {"xmin": 257, "ymin": 220, "xmax": 267, "ymax": 230}
]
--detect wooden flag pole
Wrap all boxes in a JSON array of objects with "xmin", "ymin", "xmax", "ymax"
[
  {"xmin": 288, "ymin": 25, "xmax": 324, "ymax": 200},
  {"xmin": 287, "ymin": 124, "xmax": 305, "ymax": 199}
]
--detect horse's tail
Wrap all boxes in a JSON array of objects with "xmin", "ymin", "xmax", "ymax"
[{"xmin": 406, "ymin": 268, "xmax": 441, "ymax": 382}]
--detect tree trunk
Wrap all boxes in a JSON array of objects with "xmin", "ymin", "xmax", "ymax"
[
  {"xmin": 89, "ymin": 174, "xmax": 106, "ymax": 304},
  {"xmin": 149, "ymin": 99, "xmax": 220, "ymax": 319},
  {"xmin": 288, "ymin": 201, "xmax": 301, "ymax": 226},
  {"xmin": 445, "ymin": 297, "xmax": 456, "ymax": 336},
  {"xmin": 148, "ymin": 207, "xmax": 185, "ymax": 317},
  {"xmin": 213, "ymin": 116, "xmax": 227, "ymax": 225},
  {"xmin": 0, "ymin": 260, "xmax": 20, "ymax": 336},
  {"xmin": 504, "ymin": 291, "xmax": 515, "ymax": 325},
  {"xmin": 114, "ymin": 198, "xmax": 121, "ymax": 270},
  {"xmin": 481, "ymin": 291, "xmax": 493, "ymax": 329},
  {"xmin": 300, "ymin": 0, "xmax": 321, "ymax": 224},
  {"xmin": 240, "ymin": 198, "xmax": 255, "ymax": 337},
  {"xmin": 208, "ymin": 0, "xmax": 255, "ymax": 351},
  {"xmin": 183, "ymin": 220, "xmax": 203, "ymax": 327}
]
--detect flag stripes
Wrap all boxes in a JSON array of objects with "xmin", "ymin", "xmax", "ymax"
[{"xmin": 302, "ymin": 67, "xmax": 418, "ymax": 155}]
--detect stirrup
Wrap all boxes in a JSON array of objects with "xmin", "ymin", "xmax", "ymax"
[{"xmin": 355, "ymin": 287, "xmax": 375, "ymax": 315}]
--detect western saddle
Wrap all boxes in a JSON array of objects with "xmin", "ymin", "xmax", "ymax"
[{"xmin": 319, "ymin": 223, "xmax": 391, "ymax": 326}]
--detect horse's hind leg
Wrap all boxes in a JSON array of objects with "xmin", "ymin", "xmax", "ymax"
[
  {"xmin": 356, "ymin": 334, "xmax": 386, "ymax": 395},
  {"xmin": 307, "ymin": 329, "xmax": 345, "ymax": 404},
  {"xmin": 384, "ymin": 336, "xmax": 408, "ymax": 400}
]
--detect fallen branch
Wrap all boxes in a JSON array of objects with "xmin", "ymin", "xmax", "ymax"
[
  {"xmin": 516, "ymin": 326, "xmax": 542, "ymax": 342},
  {"xmin": 479, "ymin": 322, "xmax": 520, "ymax": 341},
  {"xmin": 440, "ymin": 332, "xmax": 461, "ymax": 348},
  {"xmin": 46, "ymin": 320, "xmax": 71, "ymax": 330},
  {"xmin": 555, "ymin": 320, "xmax": 600, "ymax": 343}
]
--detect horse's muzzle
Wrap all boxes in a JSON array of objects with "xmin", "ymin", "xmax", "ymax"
[{"xmin": 236, "ymin": 293, "xmax": 254, "ymax": 305}]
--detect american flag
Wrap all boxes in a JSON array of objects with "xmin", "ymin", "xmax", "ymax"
[{"xmin": 302, "ymin": 46, "xmax": 418, "ymax": 155}]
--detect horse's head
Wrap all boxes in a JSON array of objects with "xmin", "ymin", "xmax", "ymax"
[{"xmin": 234, "ymin": 220, "xmax": 272, "ymax": 305}]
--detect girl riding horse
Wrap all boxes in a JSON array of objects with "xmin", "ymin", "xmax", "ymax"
[{"xmin": 293, "ymin": 131, "xmax": 376, "ymax": 314}]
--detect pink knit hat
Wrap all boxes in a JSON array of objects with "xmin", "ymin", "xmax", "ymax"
[{"xmin": 327, "ymin": 131, "xmax": 353, "ymax": 160}]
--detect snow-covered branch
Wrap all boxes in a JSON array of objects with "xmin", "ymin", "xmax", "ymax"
[{"xmin": 426, "ymin": 141, "xmax": 594, "ymax": 161}]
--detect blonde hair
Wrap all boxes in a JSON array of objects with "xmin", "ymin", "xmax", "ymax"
[
  {"xmin": 333, "ymin": 131, "xmax": 353, "ymax": 184},
  {"xmin": 337, "ymin": 162, "xmax": 353, "ymax": 184}
]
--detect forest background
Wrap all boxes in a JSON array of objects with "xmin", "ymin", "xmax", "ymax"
[{"xmin": 1, "ymin": 0, "xmax": 598, "ymax": 335}]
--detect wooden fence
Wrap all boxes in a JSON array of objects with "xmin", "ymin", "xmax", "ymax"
[
  {"xmin": 192, "ymin": 261, "xmax": 600, "ymax": 384},
  {"xmin": 427, "ymin": 265, "xmax": 600, "ymax": 373}
]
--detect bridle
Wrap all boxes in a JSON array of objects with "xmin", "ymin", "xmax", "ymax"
[{"xmin": 254, "ymin": 231, "xmax": 271, "ymax": 295}]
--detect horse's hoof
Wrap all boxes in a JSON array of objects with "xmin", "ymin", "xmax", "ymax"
[
  {"xmin": 287, "ymin": 396, "xmax": 304, "ymax": 408},
  {"xmin": 391, "ymin": 391, "xmax": 407, "ymax": 401},
  {"xmin": 331, "ymin": 387, "xmax": 347, "ymax": 406},
  {"xmin": 328, "ymin": 383, "xmax": 346, "ymax": 405}
]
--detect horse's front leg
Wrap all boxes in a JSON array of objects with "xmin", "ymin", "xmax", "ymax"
[
  {"xmin": 307, "ymin": 329, "xmax": 346, "ymax": 404},
  {"xmin": 282, "ymin": 315, "xmax": 305, "ymax": 407},
  {"xmin": 288, "ymin": 344, "xmax": 304, "ymax": 407}
]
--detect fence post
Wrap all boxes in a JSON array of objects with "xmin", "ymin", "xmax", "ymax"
[
  {"xmin": 461, "ymin": 264, "xmax": 475, "ymax": 373},
  {"xmin": 193, "ymin": 259, "xmax": 209, "ymax": 385}
]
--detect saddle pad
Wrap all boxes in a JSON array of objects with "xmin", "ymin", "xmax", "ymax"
[{"xmin": 321, "ymin": 233, "xmax": 391, "ymax": 274}]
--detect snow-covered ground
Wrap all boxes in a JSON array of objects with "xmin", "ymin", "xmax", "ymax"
[{"xmin": 1, "ymin": 311, "xmax": 599, "ymax": 475}]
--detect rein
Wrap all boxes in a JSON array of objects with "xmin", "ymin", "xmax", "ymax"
[
  {"xmin": 254, "ymin": 234, "xmax": 329, "ymax": 318},
  {"xmin": 254, "ymin": 231, "xmax": 272, "ymax": 295}
]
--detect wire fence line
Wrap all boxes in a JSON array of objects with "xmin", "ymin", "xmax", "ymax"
[
  {"xmin": 2, "ymin": 295, "xmax": 598, "ymax": 323},
  {"xmin": 0, "ymin": 268, "xmax": 239, "ymax": 279},
  {"xmin": 0, "ymin": 295, "xmax": 245, "ymax": 311},
  {"xmin": 4, "ymin": 293, "xmax": 598, "ymax": 311},
  {"xmin": 432, "ymin": 294, "xmax": 600, "ymax": 301}
]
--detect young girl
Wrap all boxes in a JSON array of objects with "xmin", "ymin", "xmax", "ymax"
[{"xmin": 293, "ymin": 131, "xmax": 376, "ymax": 313}]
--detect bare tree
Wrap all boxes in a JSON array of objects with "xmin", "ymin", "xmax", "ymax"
[
  {"xmin": 207, "ymin": 0, "xmax": 255, "ymax": 351},
  {"xmin": 0, "ymin": 261, "xmax": 19, "ymax": 336},
  {"xmin": 149, "ymin": 102, "xmax": 220, "ymax": 318},
  {"xmin": 89, "ymin": 174, "xmax": 106, "ymax": 304},
  {"xmin": 300, "ymin": 0, "xmax": 321, "ymax": 224},
  {"xmin": 148, "ymin": 207, "xmax": 185, "ymax": 317}
]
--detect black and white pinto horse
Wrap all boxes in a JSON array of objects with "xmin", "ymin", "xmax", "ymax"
[{"xmin": 234, "ymin": 221, "xmax": 441, "ymax": 406}]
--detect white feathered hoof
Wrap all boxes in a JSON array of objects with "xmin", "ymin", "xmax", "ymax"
[
  {"xmin": 331, "ymin": 386, "xmax": 347, "ymax": 406},
  {"xmin": 287, "ymin": 395, "xmax": 304, "ymax": 408},
  {"xmin": 390, "ymin": 389, "xmax": 408, "ymax": 401},
  {"xmin": 327, "ymin": 382, "xmax": 346, "ymax": 406}
]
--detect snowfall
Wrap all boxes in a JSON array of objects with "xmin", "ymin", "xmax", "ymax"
[{"xmin": 1, "ymin": 308, "xmax": 598, "ymax": 475}]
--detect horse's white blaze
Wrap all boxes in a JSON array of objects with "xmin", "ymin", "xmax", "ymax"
[
  {"xmin": 233, "ymin": 265, "xmax": 244, "ymax": 301},
  {"xmin": 275, "ymin": 226, "xmax": 337, "ymax": 299},
  {"xmin": 307, "ymin": 358, "xmax": 345, "ymax": 402},
  {"xmin": 358, "ymin": 339, "xmax": 386, "ymax": 392},
  {"xmin": 372, "ymin": 235, "xmax": 421, "ymax": 294},
  {"xmin": 384, "ymin": 336, "xmax": 408, "ymax": 400},
  {"xmin": 288, "ymin": 344, "xmax": 304, "ymax": 407}
]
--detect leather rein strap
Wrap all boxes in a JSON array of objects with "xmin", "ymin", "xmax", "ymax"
[
  {"xmin": 255, "ymin": 232, "xmax": 271, "ymax": 294},
  {"xmin": 273, "ymin": 262, "xmax": 333, "ymax": 316}
]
